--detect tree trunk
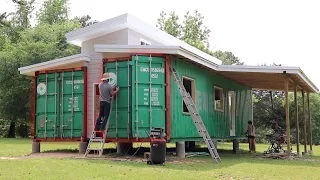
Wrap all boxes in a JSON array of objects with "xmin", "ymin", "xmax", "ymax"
[{"xmin": 7, "ymin": 121, "xmax": 16, "ymax": 138}]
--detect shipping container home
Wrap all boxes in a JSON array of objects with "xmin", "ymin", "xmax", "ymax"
[{"xmin": 18, "ymin": 13, "xmax": 319, "ymax": 155}]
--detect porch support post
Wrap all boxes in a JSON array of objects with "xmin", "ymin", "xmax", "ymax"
[
  {"xmin": 301, "ymin": 89, "xmax": 307, "ymax": 154},
  {"xmin": 284, "ymin": 75, "xmax": 291, "ymax": 154},
  {"xmin": 294, "ymin": 85, "xmax": 299, "ymax": 153},
  {"xmin": 307, "ymin": 92, "xmax": 313, "ymax": 154}
]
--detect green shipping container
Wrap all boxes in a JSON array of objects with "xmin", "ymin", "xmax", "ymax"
[
  {"xmin": 103, "ymin": 55, "xmax": 166, "ymax": 138},
  {"xmin": 169, "ymin": 57, "xmax": 252, "ymax": 141},
  {"xmin": 35, "ymin": 70, "xmax": 85, "ymax": 138}
]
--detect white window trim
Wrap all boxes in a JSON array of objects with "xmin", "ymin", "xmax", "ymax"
[
  {"xmin": 140, "ymin": 38, "xmax": 151, "ymax": 45},
  {"xmin": 182, "ymin": 76, "xmax": 196, "ymax": 115},
  {"xmin": 214, "ymin": 86, "xmax": 224, "ymax": 112}
]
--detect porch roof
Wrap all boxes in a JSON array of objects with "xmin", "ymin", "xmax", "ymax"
[{"xmin": 216, "ymin": 65, "xmax": 318, "ymax": 93}]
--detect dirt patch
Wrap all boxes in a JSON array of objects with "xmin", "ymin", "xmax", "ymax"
[{"xmin": 0, "ymin": 152, "xmax": 206, "ymax": 164}]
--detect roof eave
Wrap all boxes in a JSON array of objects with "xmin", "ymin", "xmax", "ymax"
[
  {"xmin": 217, "ymin": 65, "xmax": 319, "ymax": 93},
  {"xmin": 94, "ymin": 45, "xmax": 219, "ymax": 70},
  {"xmin": 18, "ymin": 54, "xmax": 91, "ymax": 76}
]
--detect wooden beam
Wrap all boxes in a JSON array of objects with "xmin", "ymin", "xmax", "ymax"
[
  {"xmin": 307, "ymin": 92, "xmax": 313, "ymax": 153},
  {"xmin": 294, "ymin": 85, "xmax": 299, "ymax": 153},
  {"xmin": 301, "ymin": 89, "xmax": 307, "ymax": 153},
  {"xmin": 284, "ymin": 76, "xmax": 291, "ymax": 154},
  {"xmin": 289, "ymin": 77, "xmax": 303, "ymax": 90}
]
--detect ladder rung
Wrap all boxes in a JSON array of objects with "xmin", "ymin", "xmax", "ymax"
[
  {"xmin": 90, "ymin": 139, "xmax": 105, "ymax": 142},
  {"xmin": 87, "ymin": 148, "xmax": 103, "ymax": 151}
]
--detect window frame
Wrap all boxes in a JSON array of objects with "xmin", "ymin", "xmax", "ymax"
[
  {"xmin": 140, "ymin": 38, "xmax": 151, "ymax": 45},
  {"xmin": 182, "ymin": 76, "xmax": 196, "ymax": 115},
  {"xmin": 214, "ymin": 86, "xmax": 224, "ymax": 112}
]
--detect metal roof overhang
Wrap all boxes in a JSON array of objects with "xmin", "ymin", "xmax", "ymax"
[
  {"xmin": 94, "ymin": 45, "xmax": 220, "ymax": 70},
  {"xmin": 18, "ymin": 54, "xmax": 91, "ymax": 76},
  {"xmin": 94, "ymin": 45, "xmax": 318, "ymax": 93},
  {"xmin": 216, "ymin": 65, "xmax": 319, "ymax": 93}
]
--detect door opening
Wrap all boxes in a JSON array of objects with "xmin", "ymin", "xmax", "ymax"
[{"xmin": 228, "ymin": 91, "xmax": 236, "ymax": 136}]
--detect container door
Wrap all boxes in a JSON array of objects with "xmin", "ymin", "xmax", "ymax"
[
  {"xmin": 228, "ymin": 91, "xmax": 236, "ymax": 136},
  {"xmin": 60, "ymin": 70, "xmax": 85, "ymax": 138},
  {"xmin": 104, "ymin": 60, "xmax": 132, "ymax": 138},
  {"xmin": 36, "ymin": 73, "xmax": 60, "ymax": 138},
  {"xmin": 132, "ymin": 55, "xmax": 166, "ymax": 138}
]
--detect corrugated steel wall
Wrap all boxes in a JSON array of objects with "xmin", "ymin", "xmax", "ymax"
[{"xmin": 169, "ymin": 56, "xmax": 252, "ymax": 141}]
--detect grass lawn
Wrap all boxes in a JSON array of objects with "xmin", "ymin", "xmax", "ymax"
[{"xmin": 0, "ymin": 138, "xmax": 319, "ymax": 180}]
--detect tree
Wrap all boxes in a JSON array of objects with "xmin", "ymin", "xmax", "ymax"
[
  {"xmin": 212, "ymin": 50, "xmax": 244, "ymax": 65},
  {"xmin": 38, "ymin": 0, "xmax": 69, "ymax": 25},
  {"xmin": 0, "ymin": 21, "xmax": 81, "ymax": 137},
  {"xmin": 156, "ymin": 10, "xmax": 244, "ymax": 65},
  {"xmin": 11, "ymin": 0, "xmax": 35, "ymax": 29},
  {"xmin": 74, "ymin": 15, "xmax": 99, "ymax": 28},
  {"xmin": 157, "ymin": 11, "xmax": 181, "ymax": 38}
]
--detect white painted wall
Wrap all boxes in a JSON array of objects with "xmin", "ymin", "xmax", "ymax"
[
  {"xmin": 81, "ymin": 29, "xmax": 129, "ymax": 137},
  {"xmin": 128, "ymin": 29, "xmax": 163, "ymax": 45}
]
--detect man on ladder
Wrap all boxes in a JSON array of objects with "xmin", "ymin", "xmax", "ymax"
[
  {"xmin": 95, "ymin": 72, "xmax": 119, "ymax": 131},
  {"xmin": 84, "ymin": 72, "xmax": 119, "ymax": 157}
]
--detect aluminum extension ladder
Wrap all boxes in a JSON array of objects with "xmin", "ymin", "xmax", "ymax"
[
  {"xmin": 169, "ymin": 67, "xmax": 221, "ymax": 163},
  {"xmin": 84, "ymin": 99, "xmax": 113, "ymax": 157}
]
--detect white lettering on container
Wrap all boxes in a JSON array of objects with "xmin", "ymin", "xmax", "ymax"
[{"xmin": 66, "ymin": 79, "xmax": 84, "ymax": 85}]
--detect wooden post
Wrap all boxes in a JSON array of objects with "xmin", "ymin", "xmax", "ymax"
[
  {"xmin": 307, "ymin": 92, "xmax": 313, "ymax": 153},
  {"xmin": 294, "ymin": 85, "xmax": 299, "ymax": 153},
  {"xmin": 284, "ymin": 76, "xmax": 290, "ymax": 154},
  {"xmin": 301, "ymin": 90, "xmax": 307, "ymax": 153}
]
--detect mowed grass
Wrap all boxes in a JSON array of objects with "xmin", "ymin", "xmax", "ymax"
[{"xmin": 0, "ymin": 138, "xmax": 320, "ymax": 180}]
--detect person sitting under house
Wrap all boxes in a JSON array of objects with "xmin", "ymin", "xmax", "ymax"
[
  {"xmin": 246, "ymin": 120, "xmax": 256, "ymax": 153},
  {"xmin": 94, "ymin": 73, "xmax": 119, "ymax": 131}
]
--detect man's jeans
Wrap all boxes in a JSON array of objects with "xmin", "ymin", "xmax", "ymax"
[{"xmin": 95, "ymin": 101, "xmax": 111, "ymax": 131}]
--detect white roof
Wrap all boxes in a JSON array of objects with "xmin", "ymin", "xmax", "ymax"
[
  {"xmin": 65, "ymin": 13, "xmax": 222, "ymax": 66},
  {"xmin": 18, "ymin": 54, "xmax": 90, "ymax": 76},
  {"xmin": 94, "ymin": 45, "xmax": 219, "ymax": 71}
]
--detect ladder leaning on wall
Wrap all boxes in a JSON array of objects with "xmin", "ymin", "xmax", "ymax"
[{"xmin": 169, "ymin": 67, "xmax": 221, "ymax": 163}]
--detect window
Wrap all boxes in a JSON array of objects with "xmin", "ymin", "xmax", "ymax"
[
  {"xmin": 214, "ymin": 86, "xmax": 224, "ymax": 111},
  {"xmin": 182, "ymin": 76, "xmax": 195, "ymax": 113},
  {"xmin": 140, "ymin": 38, "xmax": 151, "ymax": 45}
]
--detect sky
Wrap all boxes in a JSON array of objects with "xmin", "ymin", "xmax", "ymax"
[{"xmin": 1, "ymin": 0, "xmax": 320, "ymax": 89}]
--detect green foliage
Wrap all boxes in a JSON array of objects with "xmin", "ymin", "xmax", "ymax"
[
  {"xmin": 212, "ymin": 50, "xmax": 244, "ymax": 65},
  {"xmin": 38, "ymin": 0, "xmax": 70, "ymax": 25},
  {"xmin": 11, "ymin": 0, "xmax": 35, "ymax": 29},
  {"xmin": 0, "ymin": 0, "xmax": 84, "ymax": 137},
  {"xmin": 157, "ymin": 11, "xmax": 181, "ymax": 38},
  {"xmin": 156, "ymin": 10, "xmax": 244, "ymax": 65}
]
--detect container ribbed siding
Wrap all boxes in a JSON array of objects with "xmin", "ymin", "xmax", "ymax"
[
  {"xmin": 169, "ymin": 57, "xmax": 252, "ymax": 141},
  {"xmin": 103, "ymin": 55, "xmax": 166, "ymax": 139},
  {"xmin": 35, "ymin": 70, "xmax": 85, "ymax": 138}
]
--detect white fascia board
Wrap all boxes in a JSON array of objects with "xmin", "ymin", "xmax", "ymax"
[
  {"xmin": 94, "ymin": 45, "xmax": 219, "ymax": 70},
  {"xmin": 18, "ymin": 54, "xmax": 91, "ymax": 76},
  {"xmin": 66, "ymin": 14, "xmax": 129, "ymax": 46},
  {"xmin": 178, "ymin": 47, "xmax": 219, "ymax": 70},
  {"xmin": 94, "ymin": 44, "xmax": 180, "ymax": 54},
  {"xmin": 217, "ymin": 65, "xmax": 299, "ymax": 73},
  {"xmin": 217, "ymin": 65, "xmax": 319, "ymax": 93},
  {"xmin": 296, "ymin": 70, "xmax": 319, "ymax": 93}
]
